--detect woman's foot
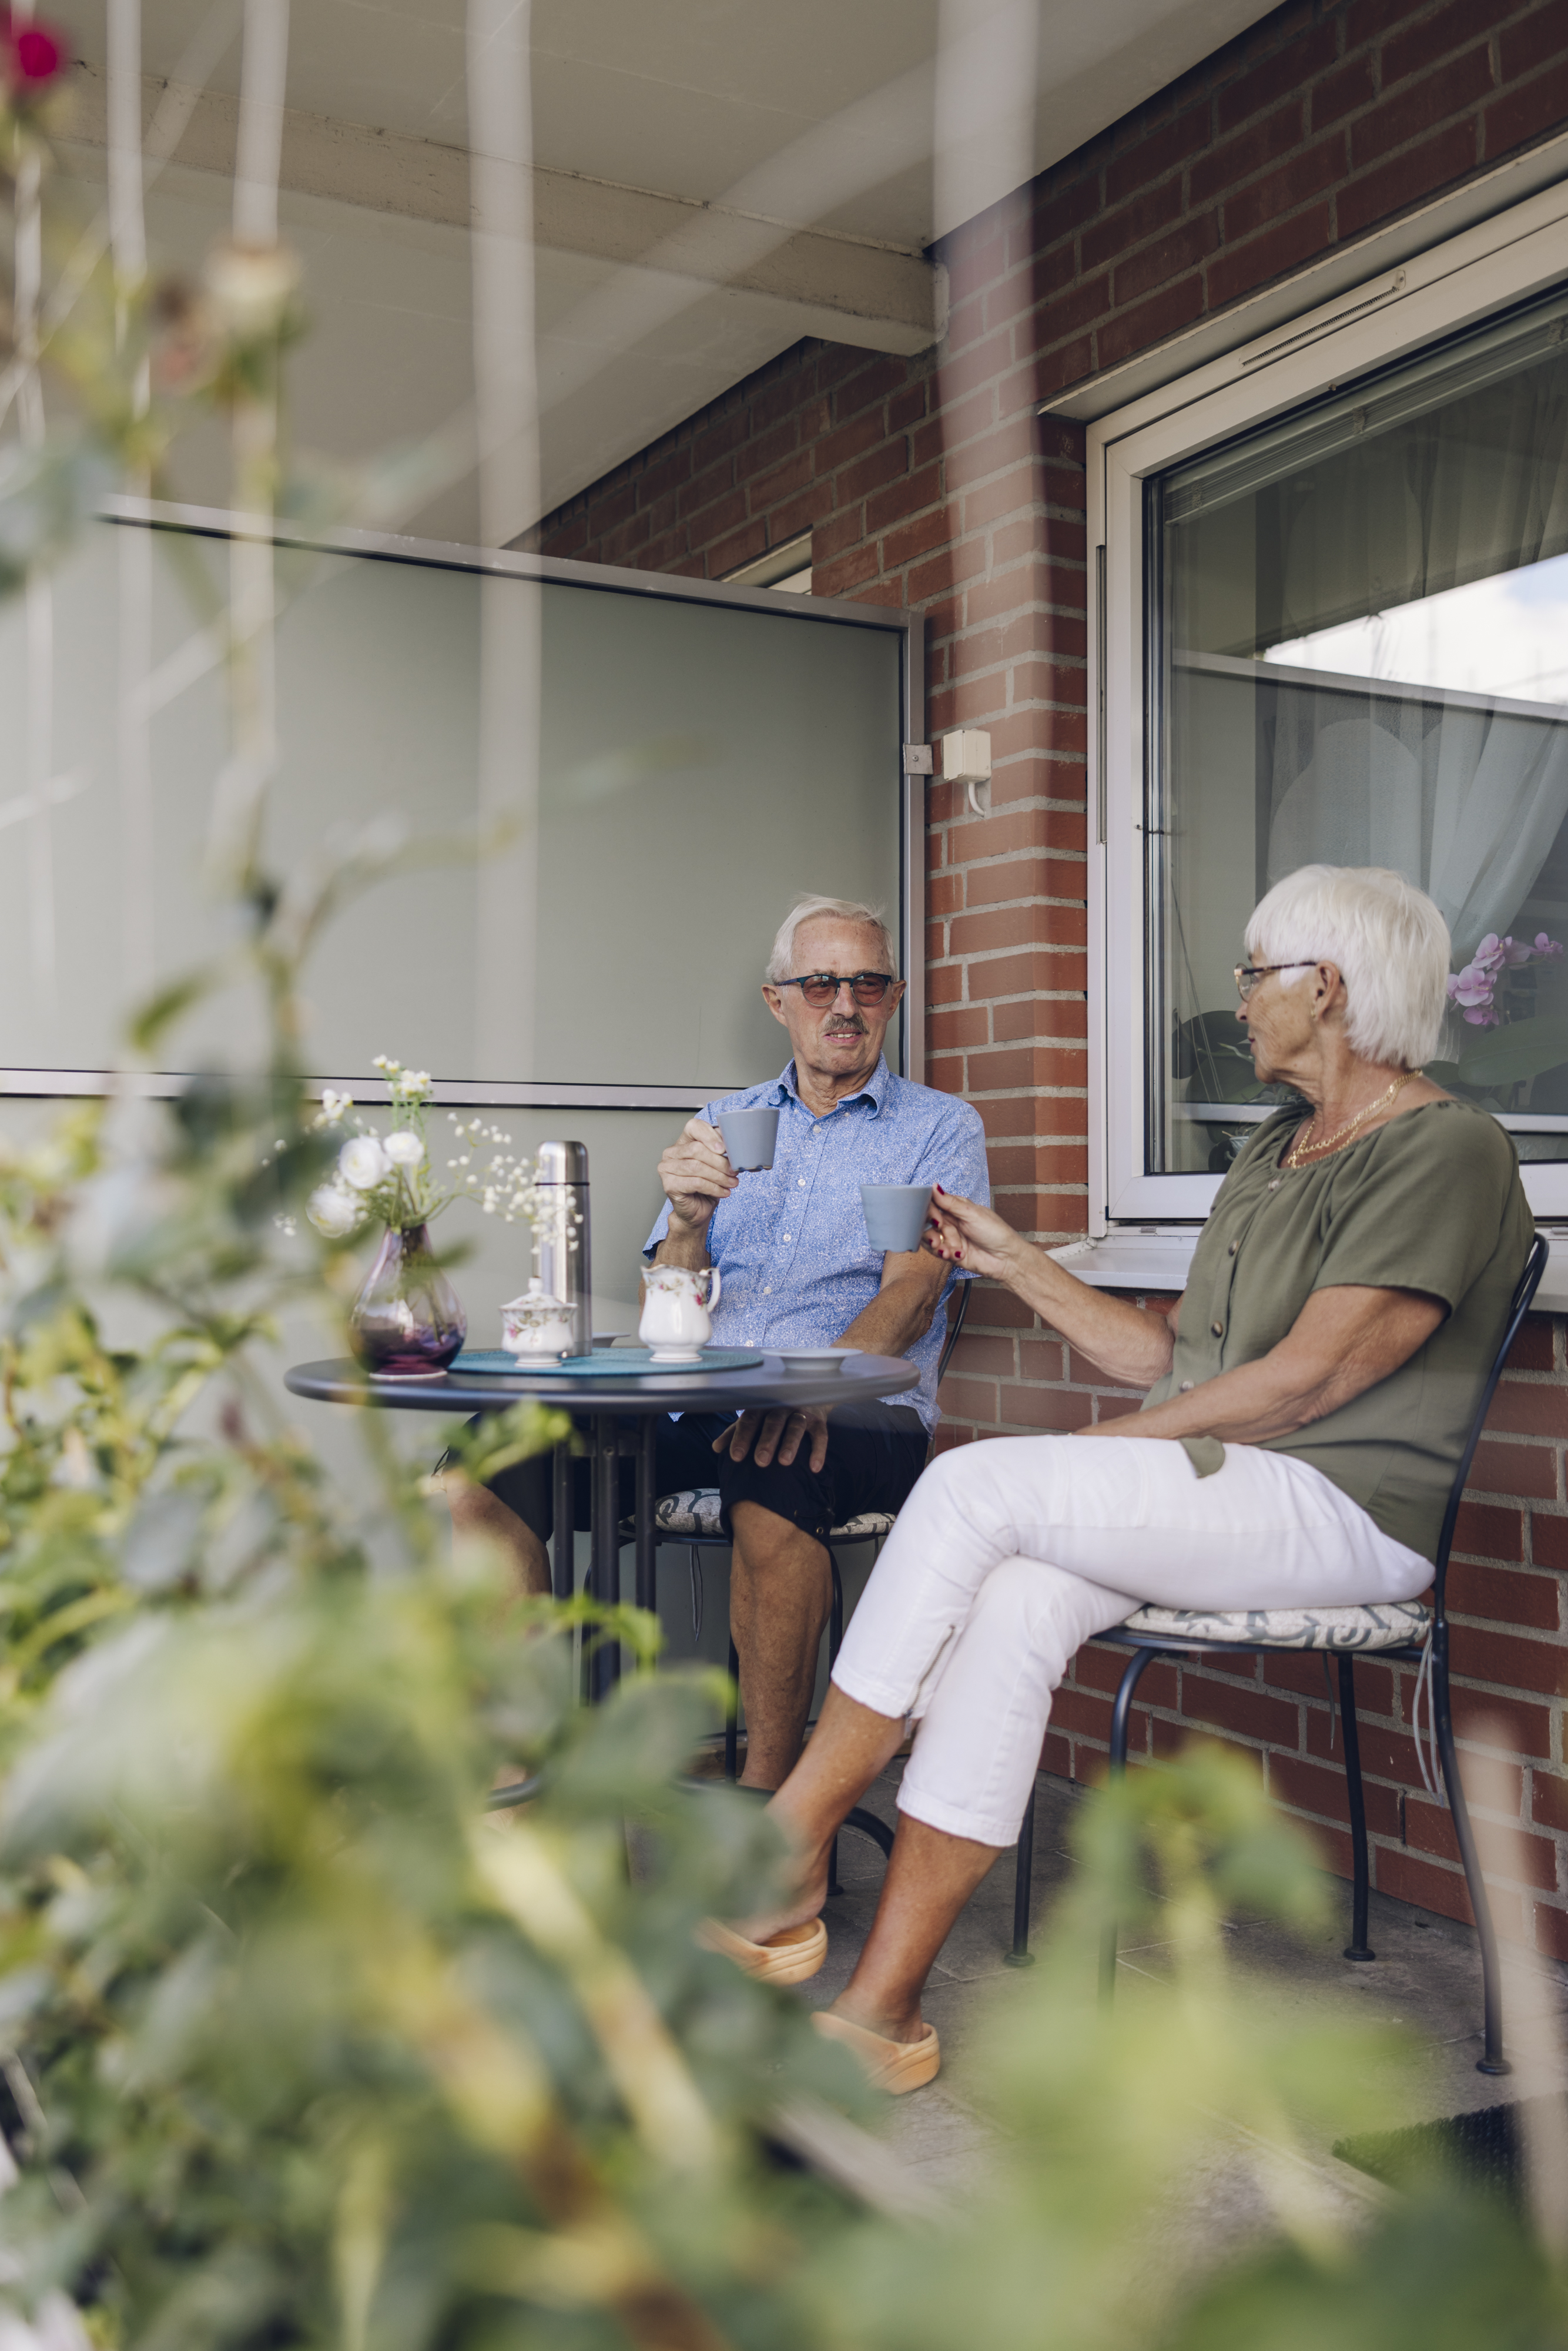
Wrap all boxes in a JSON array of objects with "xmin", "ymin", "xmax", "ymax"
[
  {"xmin": 696, "ymin": 1818, "xmax": 832, "ymax": 1982},
  {"xmin": 812, "ymin": 2008, "xmax": 941, "ymax": 2094},
  {"xmin": 730, "ymin": 1830, "xmax": 832, "ymax": 1947},
  {"xmin": 826, "ymin": 1988, "xmax": 927, "ymax": 2045},
  {"xmin": 695, "ymin": 1915, "xmax": 827, "ymax": 1984}
]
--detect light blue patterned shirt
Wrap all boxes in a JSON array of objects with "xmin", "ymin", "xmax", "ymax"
[{"xmin": 644, "ymin": 1056, "xmax": 989, "ymax": 1431}]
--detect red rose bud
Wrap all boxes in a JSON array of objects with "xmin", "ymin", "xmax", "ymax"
[{"xmin": 13, "ymin": 23, "xmax": 66, "ymax": 81}]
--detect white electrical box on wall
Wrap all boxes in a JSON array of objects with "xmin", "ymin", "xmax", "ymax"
[{"xmin": 942, "ymin": 728, "xmax": 991, "ymax": 816}]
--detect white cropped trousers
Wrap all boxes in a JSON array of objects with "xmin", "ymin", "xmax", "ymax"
[{"xmin": 829, "ymin": 1435, "xmax": 1430, "ymax": 1848}]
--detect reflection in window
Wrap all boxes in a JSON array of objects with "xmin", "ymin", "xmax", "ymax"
[{"xmin": 1150, "ymin": 292, "xmax": 1568, "ymax": 1171}]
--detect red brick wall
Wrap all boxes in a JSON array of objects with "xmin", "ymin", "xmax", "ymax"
[{"xmin": 534, "ymin": 0, "xmax": 1568, "ymax": 1958}]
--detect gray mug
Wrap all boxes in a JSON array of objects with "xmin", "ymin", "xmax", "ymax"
[
  {"xmin": 718, "ymin": 1105, "xmax": 780, "ymax": 1171},
  {"xmin": 861, "ymin": 1182, "xmax": 934, "ymax": 1252}
]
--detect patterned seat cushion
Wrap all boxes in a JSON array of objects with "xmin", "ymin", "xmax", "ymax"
[
  {"xmin": 649, "ymin": 1489, "xmax": 894, "ymax": 1543},
  {"xmin": 826, "ymin": 1511, "xmax": 897, "ymax": 1541},
  {"xmin": 1117, "ymin": 1599, "xmax": 1431, "ymax": 1652},
  {"xmin": 652, "ymin": 1488, "xmax": 726, "ymax": 1538}
]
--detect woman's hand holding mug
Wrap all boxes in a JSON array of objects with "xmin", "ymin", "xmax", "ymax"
[{"xmin": 922, "ymin": 1185, "xmax": 1023, "ymax": 1283}]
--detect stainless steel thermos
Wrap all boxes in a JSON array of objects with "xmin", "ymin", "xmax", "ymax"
[{"xmin": 535, "ymin": 1140, "xmax": 592, "ymax": 1357}]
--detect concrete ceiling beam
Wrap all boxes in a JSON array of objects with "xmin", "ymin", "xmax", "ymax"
[{"xmin": 66, "ymin": 62, "xmax": 946, "ymax": 357}]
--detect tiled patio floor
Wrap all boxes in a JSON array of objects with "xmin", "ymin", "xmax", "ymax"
[{"xmin": 805, "ymin": 1764, "xmax": 1568, "ymax": 2246}]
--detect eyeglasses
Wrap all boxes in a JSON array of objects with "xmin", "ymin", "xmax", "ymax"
[
  {"xmin": 775, "ymin": 971, "xmax": 900, "ymax": 1007},
  {"xmin": 1233, "ymin": 960, "xmax": 1324, "ymax": 1001}
]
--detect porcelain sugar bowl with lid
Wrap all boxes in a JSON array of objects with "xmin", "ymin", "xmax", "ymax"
[{"xmin": 500, "ymin": 1277, "xmax": 577, "ymax": 1361}]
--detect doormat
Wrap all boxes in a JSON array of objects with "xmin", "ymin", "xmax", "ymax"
[{"xmin": 1335, "ymin": 2098, "xmax": 1568, "ymax": 2213}]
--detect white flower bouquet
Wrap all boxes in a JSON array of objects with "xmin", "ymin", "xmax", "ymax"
[{"xmin": 306, "ymin": 1057, "xmax": 552, "ymax": 1241}]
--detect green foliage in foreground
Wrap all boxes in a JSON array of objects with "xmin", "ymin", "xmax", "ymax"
[
  {"xmin": 0, "ymin": 1028, "xmax": 1562, "ymax": 2351},
  {"xmin": 0, "ymin": 1071, "xmax": 871, "ymax": 2351},
  {"xmin": 0, "ymin": 1571, "xmax": 865, "ymax": 2351}
]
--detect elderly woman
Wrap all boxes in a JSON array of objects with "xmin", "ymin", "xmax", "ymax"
[{"xmin": 713, "ymin": 865, "xmax": 1533, "ymax": 2093}]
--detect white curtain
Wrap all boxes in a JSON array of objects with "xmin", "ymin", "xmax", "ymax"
[
  {"xmin": 1257, "ymin": 356, "xmax": 1568, "ymax": 959},
  {"xmin": 1264, "ymin": 691, "xmax": 1568, "ymax": 962}
]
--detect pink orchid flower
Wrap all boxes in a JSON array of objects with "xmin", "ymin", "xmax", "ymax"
[{"xmin": 1446, "ymin": 929, "xmax": 1563, "ymax": 1026}]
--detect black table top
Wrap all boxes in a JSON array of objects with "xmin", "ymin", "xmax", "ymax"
[{"xmin": 283, "ymin": 1352, "xmax": 920, "ymax": 1416}]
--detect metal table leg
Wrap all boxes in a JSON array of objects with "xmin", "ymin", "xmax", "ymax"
[
  {"xmin": 551, "ymin": 1435, "xmax": 575, "ymax": 1604},
  {"xmin": 634, "ymin": 1415, "xmax": 658, "ymax": 1615},
  {"xmin": 589, "ymin": 1411, "xmax": 623, "ymax": 1702}
]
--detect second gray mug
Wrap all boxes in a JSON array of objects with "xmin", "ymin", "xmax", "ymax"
[{"xmin": 861, "ymin": 1183, "xmax": 934, "ymax": 1252}]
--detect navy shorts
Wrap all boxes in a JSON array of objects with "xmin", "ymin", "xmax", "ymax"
[{"xmin": 484, "ymin": 1401, "xmax": 929, "ymax": 1546}]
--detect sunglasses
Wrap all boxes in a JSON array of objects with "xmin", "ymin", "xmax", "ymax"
[{"xmin": 775, "ymin": 971, "xmax": 900, "ymax": 1007}]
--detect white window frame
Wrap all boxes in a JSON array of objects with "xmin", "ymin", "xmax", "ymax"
[{"xmin": 1084, "ymin": 173, "xmax": 1568, "ymax": 1267}]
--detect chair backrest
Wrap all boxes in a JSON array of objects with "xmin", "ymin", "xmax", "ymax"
[
  {"xmin": 1431, "ymin": 1230, "xmax": 1550, "ymax": 1607},
  {"xmin": 936, "ymin": 1276, "xmax": 971, "ymax": 1387}
]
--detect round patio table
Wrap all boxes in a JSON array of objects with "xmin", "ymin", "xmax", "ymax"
[{"xmin": 284, "ymin": 1351, "xmax": 918, "ymax": 1697}]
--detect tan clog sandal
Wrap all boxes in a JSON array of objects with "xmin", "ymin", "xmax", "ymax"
[
  {"xmin": 696, "ymin": 1915, "xmax": 827, "ymax": 1985},
  {"xmin": 811, "ymin": 2008, "xmax": 941, "ymax": 2093}
]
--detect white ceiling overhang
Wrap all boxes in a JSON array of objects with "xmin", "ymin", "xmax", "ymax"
[{"xmin": 53, "ymin": 0, "xmax": 1282, "ymax": 541}]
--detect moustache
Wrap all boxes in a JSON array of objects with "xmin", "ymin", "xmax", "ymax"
[{"xmin": 824, "ymin": 1017, "xmax": 867, "ymax": 1036}]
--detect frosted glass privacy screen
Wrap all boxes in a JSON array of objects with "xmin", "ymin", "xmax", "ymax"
[{"xmin": 0, "ymin": 516, "xmax": 909, "ymax": 1095}]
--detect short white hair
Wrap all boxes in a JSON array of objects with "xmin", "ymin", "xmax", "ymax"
[
  {"xmin": 1245, "ymin": 865, "xmax": 1451, "ymax": 1069},
  {"xmin": 765, "ymin": 894, "xmax": 897, "ymax": 984}
]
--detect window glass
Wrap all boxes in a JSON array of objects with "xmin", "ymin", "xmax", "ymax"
[{"xmin": 1150, "ymin": 290, "xmax": 1568, "ymax": 1171}]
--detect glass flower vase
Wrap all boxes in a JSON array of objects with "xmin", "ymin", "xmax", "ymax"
[{"xmin": 349, "ymin": 1224, "xmax": 467, "ymax": 1378}]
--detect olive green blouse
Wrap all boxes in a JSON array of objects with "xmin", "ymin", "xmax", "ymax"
[{"xmin": 1142, "ymin": 1099, "xmax": 1534, "ymax": 1563}]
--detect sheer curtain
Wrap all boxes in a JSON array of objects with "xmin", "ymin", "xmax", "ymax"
[
  {"xmin": 1263, "ymin": 692, "xmax": 1568, "ymax": 964},
  {"xmin": 1258, "ymin": 358, "xmax": 1568, "ymax": 960}
]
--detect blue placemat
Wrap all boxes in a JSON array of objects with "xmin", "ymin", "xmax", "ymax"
[{"xmin": 450, "ymin": 1347, "xmax": 763, "ymax": 1376}]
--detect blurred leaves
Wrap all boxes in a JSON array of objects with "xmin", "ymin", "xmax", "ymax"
[
  {"xmin": 0, "ymin": 805, "xmax": 862, "ymax": 2351},
  {"xmin": 0, "ymin": 1560, "xmax": 864, "ymax": 2351},
  {"xmin": 0, "ymin": 436, "xmax": 112, "ymax": 597}
]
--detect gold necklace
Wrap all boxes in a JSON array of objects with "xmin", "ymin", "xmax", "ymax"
[{"xmin": 1283, "ymin": 1071, "xmax": 1416, "ymax": 1169}]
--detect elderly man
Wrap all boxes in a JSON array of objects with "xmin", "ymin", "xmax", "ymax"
[{"xmin": 453, "ymin": 892, "xmax": 988, "ymax": 1790}]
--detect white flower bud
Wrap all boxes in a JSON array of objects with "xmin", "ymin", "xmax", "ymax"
[
  {"xmin": 205, "ymin": 240, "xmax": 302, "ymax": 339},
  {"xmin": 308, "ymin": 1182, "xmax": 362, "ymax": 1238},
  {"xmin": 339, "ymin": 1135, "xmax": 389, "ymax": 1190},
  {"xmin": 383, "ymin": 1130, "xmax": 424, "ymax": 1169}
]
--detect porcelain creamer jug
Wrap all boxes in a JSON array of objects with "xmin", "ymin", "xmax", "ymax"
[{"xmin": 638, "ymin": 1261, "xmax": 721, "ymax": 1365}]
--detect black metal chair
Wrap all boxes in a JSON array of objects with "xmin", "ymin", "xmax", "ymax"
[
  {"xmin": 1006, "ymin": 1230, "xmax": 1550, "ymax": 2067},
  {"xmin": 632, "ymin": 1281, "xmax": 973, "ymax": 1877}
]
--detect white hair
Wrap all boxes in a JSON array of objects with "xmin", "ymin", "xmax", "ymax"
[
  {"xmin": 765, "ymin": 894, "xmax": 897, "ymax": 984},
  {"xmin": 1245, "ymin": 865, "xmax": 1451, "ymax": 1069}
]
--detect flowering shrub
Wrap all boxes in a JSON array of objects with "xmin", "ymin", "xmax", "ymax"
[
  {"xmin": 1446, "ymin": 930, "xmax": 1564, "ymax": 1027},
  {"xmin": 304, "ymin": 1054, "xmax": 553, "ymax": 1240},
  {"xmin": 0, "ymin": 9, "xmax": 67, "ymax": 98}
]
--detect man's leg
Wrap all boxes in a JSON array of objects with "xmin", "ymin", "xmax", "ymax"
[
  {"xmin": 443, "ymin": 1473, "xmax": 552, "ymax": 1597},
  {"xmin": 718, "ymin": 1405, "xmax": 927, "ymax": 1791},
  {"xmin": 438, "ymin": 1434, "xmax": 567, "ymax": 1600},
  {"xmin": 728, "ymin": 1501, "xmax": 832, "ymax": 1788}
]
